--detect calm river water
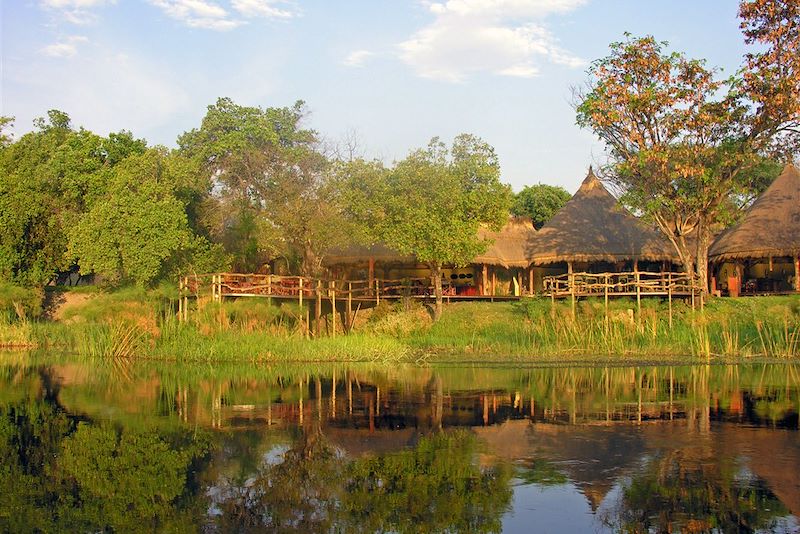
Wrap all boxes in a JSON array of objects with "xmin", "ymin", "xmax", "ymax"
[{"xmin": 1, "ymin": 355, "xmax": 799, "ymax": 533}]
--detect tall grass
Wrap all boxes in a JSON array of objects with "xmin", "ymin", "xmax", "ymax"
[{"xmin": 3, "ymin": 281, "xmax": 800, "ymax": 363}]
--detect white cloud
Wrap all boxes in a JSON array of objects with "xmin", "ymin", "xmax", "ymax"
[
  {"xmin": 148, "ymin": 0, "xmax": 297, "ymax": 30},
  {"xmin": 40, "ymin": 35, "xmax": 89, "ymax": 58},
  {"xmin": 231, "ymin": 0, "xmax": 296, "ymax": 19},
  {"xmin": 398, "ymin": 0, "xmax": 586, "ymax": 81},
  {"xmin": 343, "ymin": 50, "xmax": 375, "ymax": 68},
  {"xmin": 40, "ymin": 0, "xmax": 115, "ymax": 25},
  {"xmin": 424, "ymin": 0, "xmax": 585, "ymax": 18},
  {"xmin": 148, "ymin": 0, "xmax": 243, "ymax": 30}
]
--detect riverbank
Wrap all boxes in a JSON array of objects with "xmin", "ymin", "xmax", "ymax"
[{"xmin": 1, "ymin": 285, "xmax": 798, "ymax": 363}]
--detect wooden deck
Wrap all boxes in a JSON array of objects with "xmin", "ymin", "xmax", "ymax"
[{"xmin": 177, "ymin": 273, "xmax": 520, "ymax": 329}]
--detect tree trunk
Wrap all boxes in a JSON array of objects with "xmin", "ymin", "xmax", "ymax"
[
  {"xmin": 429, "ymin": 262, "xmax": 443, "ymax": 322},
  {"xmin": 694, "ymin": 222, "xmax": 712, "ymax": 296},
  {"xmin": 302, "ymin": 241, "xmax": 319, "ymax": 277}
]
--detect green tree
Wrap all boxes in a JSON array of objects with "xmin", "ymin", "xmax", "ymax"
[
  {"xmin": 511, "ymin": 183, "xmax": 571, "ymax": 229},
  {"xmin": 179, "ymin": 97, "xmax": 351, "ymax": 274},
  {"xmin": 68, "ymin": 148, "xmax": 206, "ymax": 287},
  {"xmin": 0, "ymin": 117, "xmax": 13, "ymax": 147},
  {"xmin": 0, "ymin": 111, "xmax": 138, "ymax": 286},
  {"xmin": 340, "ymin": 135, "xmax": 511, "ymax": 320},
  {"xmin": 576, "ymin": 2, "xmax": 799, "ymax": 292}
]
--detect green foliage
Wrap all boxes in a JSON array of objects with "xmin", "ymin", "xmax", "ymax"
[
  {"xmin": 69, "ymin": 149, "xmax": 195, "ymax": 287},
  {"xmin": 179, "ymin": 97, "xmax": 352, "ymax": 274},
  {"xmin": 511, "ymin": 183, "xmax": 571, "ymax": 229},
  {"xmin": 381, "ymin": 135, "xmax": 511, "ymax": 267},
  {"xmin": 0, "ymin": 283, "xmax": 43, "ymax": 321},
  {"xmin": 0, "ymin": 111, "xmax": 146, "ymax": 286},
  {"xmin": 0, "ymin": 116, "xmax": 13, "ymax": 147}
]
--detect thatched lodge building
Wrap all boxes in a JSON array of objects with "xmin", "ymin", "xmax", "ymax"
[
  {"xmin": 709, "ymin": 163, "xmax": 800, "ymax": 296},
  {"xmin": 525, "ymin": 168, "xmax": 681, "ymax": 291},
  {"xmin": 323, "ymin": 216, "xmax": 537, "ymax": 297}
]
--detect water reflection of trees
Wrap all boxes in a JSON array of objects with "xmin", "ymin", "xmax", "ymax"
[
  {"xmin": 212, "ymin": 429, "xmax": 513, "ymax": 533},
  {"xmin": 0, "ymin": 370, "xmax": 211, "ymax": 532},
  {"xmin": 602, "ymin": 450, "xmax": 789, "ymax": 533}
]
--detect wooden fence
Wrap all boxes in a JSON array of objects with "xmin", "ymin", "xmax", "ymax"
[
  {"xmin": 542, "ymin": 271, "xmax": 703, "ymax": 326},
  {"xmin": 177, "ymin": 273, "xmax": 481, "ymax": 332}
]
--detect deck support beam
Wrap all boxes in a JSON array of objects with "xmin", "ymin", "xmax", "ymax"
[
  {"xmin": 568, "ymin": 261, "xmax": 575, "ymax": 319},
  {"xmin": 368, "ymin": 258, "xmax": 375, "ymax": 296},
  {"xmin": 795, "ymin": 256, "xmax": 800, "ymax": 293},
  {"xmin": 528, "ymin": 266, "xmax": 534, "ymax": 295},
  {"xmin": 634, "ymin": 259, "xmax": 641, "ymax": 324}
]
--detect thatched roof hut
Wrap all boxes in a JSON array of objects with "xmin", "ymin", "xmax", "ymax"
[
  {"xmin": 709, "ymin": 163, "xmax": 800, "ymax": 262},
  {"xmin": 526, "ymin": 168, "xmax": 678, "ymax": 265},
  {"xmin": 324, "ymin": 217, "xmax": 536, "ymax": 269},
  {"xmin": 473, "ymin": 216, "xmax": 537, "ymax": 268},
  {"xmin": 323, "ymin": 242, "xmax": 413, "ymax": 266}
]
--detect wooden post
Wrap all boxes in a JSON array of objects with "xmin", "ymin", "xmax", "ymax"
[
  {"xmin": 267, "ymin": 274, "xmax": 272, "ymax": 306},
  {"xmin": 634, "ymin": 260, "xmax": 641, "ymax": 322},
  {"xmin": 528, "ymin": 266, "xmax": 534, "ymax": 295},
  {"xmin": 331, "ymin": 280, "xmax": 337, "ymax": 338},
  {"xmin": 491, "ymin": 267, "xmax": 497, "ymax": 297},
  {"xmin": 315, "ymin": 280, "xmax": 322, "ymax": 337},
  {"xmin": 795, "ymin": 256, "xmax": 800, "ymax": 293},
  {"xmin": 568, "ymin": 261, "xmax": 575, "ymax": 319},
  {"xmin": 482, "ymin": 264, "xmax": 489, "ymax": 296},
  {"xmin": 298, "ymin": 277, "xmax": 304, "ymax": 308},
  {"xmin": 668, "ymin": 271, "xmax": 673, "ymax": 330},
  {"xmin": 178, "ymin": 278, "xmax": 184, "ymax": 322},
  {"xmin": 346, "ymin": 281, "xmax": 353, "ymax": 333},
  {"xmin": 368, "ymin": 258, "xmax": 375, "ymax": 295},
  {"xmin": 604, "ymin": 273, "xmax": 609, "ymax": 332},
  {"xmin": 375, "ymin": 278, "xmax": 380, "ymax": 305}
]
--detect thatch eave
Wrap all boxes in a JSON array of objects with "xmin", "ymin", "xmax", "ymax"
[{"xmin": 709, "ymin": 164, "xmax": 800, "ymax": 263}]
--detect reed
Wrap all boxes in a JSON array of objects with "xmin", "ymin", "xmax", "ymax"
[{"xmin": 3, "ymin": 281, "xmax": 800, "ymax": 363}]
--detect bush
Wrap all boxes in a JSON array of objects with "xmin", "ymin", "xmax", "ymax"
[{"xmin": 0, "ymin": 284, "xmax": 43, "ymax": 321}]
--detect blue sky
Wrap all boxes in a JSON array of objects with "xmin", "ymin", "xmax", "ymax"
[{"xmin": 2, "ymin": 1, "xmax": 748, "ymax": 192}]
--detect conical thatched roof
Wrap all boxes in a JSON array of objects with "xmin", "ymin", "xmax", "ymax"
[
  {"xmin": 526, "ymin": 168, "xmax": 679, "ymax": 265},
  {"xmin": 323, "ymin": 242, "xmax": 414, "ymax": 266},
  {"xmin": 709, "ymin": 163, "xmax": 800, "ymax": 262},
  {"xmin": 474, "ymin": 216, "xmax": 537, "ymax": 268}
]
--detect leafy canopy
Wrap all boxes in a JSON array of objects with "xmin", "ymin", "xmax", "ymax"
[
  {"xmin": 357, "ymin": 134, "xmax": 512, "ymax": 268},
  {"xmin": 511, "ymin": 183, "xmax": 571, "ymax": 229}
]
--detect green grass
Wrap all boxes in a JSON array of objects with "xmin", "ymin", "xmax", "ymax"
[{"xmin": 2, "ymin": 283, "xmax": 799, "ymax": 363}]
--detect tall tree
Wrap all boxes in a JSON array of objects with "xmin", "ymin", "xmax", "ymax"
[
  {"xmin": 340, "ymin": 135, "xmax": 511, "ymax": 320},
  {"xmin": 179, "ymin": 98, "xmax": 351, "ymax": 275},
  {"xmin": 575, "ymin": 1, "xmax": 799, "ymax": 292},
  {"xmin": 511, "ymin": 183, "xmax": 571, "ymax": 229},
  {"xmin": 68, "ymin": 148, "xmax": 222, "ymax": 287},
  {"xmin": 0, "ymin": 112, "xmax": 144, "ymax": 286}
]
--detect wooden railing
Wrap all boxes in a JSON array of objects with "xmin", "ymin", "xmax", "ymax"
[
  {"xmin": 180, "ymin": 273, "xmax": 459, "ymax": 303},
  {"xmin": 543, "ymin": 271, "xmax": 700, "ymax": 299}
]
